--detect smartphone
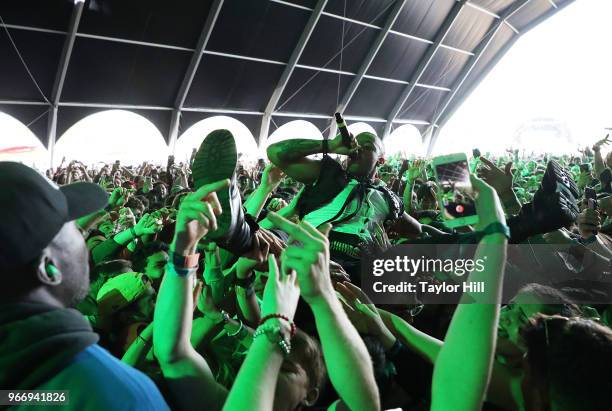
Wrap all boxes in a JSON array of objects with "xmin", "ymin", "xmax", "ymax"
[
  {"xmin": 584, "ymin": 187, "xmax": 599, "ymax": 234},
  {"xmin": 432, "ymin": 153, "xmax": 479, "ymax": 228}
]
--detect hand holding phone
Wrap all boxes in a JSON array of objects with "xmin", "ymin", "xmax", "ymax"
[{"xmin": 432, "ymin": 153, "xmax": 479, "ymax": 228}]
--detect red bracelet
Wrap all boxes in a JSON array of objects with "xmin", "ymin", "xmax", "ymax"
[{"xmin": 260, "ymin": 313, "xmax": 296, "ymax": 338}]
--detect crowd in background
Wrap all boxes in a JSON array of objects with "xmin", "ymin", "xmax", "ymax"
[{"xmin": 2, "ymin": 130, "xmax": 612, "ymax": 411}]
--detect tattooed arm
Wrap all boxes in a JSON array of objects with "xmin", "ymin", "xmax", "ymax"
[{"xmin": 267, "ymin": 133, "xmax": 351, "ymax": 184}]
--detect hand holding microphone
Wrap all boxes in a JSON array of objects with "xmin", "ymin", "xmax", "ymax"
[{"xmin": 331, "ymin": 112, "xmax": 359, "ymax": 155}]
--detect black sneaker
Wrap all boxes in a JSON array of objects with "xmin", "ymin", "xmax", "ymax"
[
  {"xmin": 191, "ymin": 129, "xmax": 253, "ymax": 253},
  {"xmin": 533, "ymin": 159, "xmax": 580, "ymax": 226},
  {"xmin": 508, "ymin": 160, "xmax": 579, "ymax": 243},
  {"xmin": 540, "ymin": 159, "xmax": 580, "ymax": 199}
]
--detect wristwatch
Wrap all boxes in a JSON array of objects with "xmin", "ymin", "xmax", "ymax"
[{"xmin": 481, "ymin": 222, "xmax": 511, "ymax": 240}]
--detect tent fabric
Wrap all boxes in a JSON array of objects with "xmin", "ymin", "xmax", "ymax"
[{"xmin": 0, "ymin": 0, "xmax": 573, "ymax": 147}]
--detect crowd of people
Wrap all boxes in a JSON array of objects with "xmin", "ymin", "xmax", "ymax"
[{"xmin": 1, "ymin": 128, "xmax": 611, "ymax": 411}]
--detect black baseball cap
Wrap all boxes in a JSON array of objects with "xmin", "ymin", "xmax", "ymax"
[{"xmin": 0, "ymin": 162, "xmax": 108, "ymax": 268}]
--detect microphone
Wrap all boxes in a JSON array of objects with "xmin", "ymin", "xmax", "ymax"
[{"xmin": 335, "ymin": 112, "xmax": 351, "ymax": 148}]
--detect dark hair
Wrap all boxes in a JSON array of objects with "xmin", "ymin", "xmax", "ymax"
[
  {"xmin": 126, "ymin": 197, "xmax": 145, "ymax": 212},
  {"xmin": 289, "ymin": 330, "xmax": 326, "ymax": 392},
  {"xmin": 131, "ymin": 241, "xmax": 169, "ymax": 273},
  {"xmin": 517, "ymin": 283, "xmax": 584, "ymax": 317},
  {"xmin": 135, "ymin": 195, "xmax": 150, "ymax": 211},
  {"xmin": 92, "ymin": 259, "xmax": 132, "ymax": 282},
  {"xmin": 521, "ymin": 315, "xmax": 612, "ymax": 410},
  {"xmin": 143, "ymin": 241, "xmax": 170, "ymax": 255}
]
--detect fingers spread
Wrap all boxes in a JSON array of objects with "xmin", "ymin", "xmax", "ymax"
[{"xmin": 478, "ymin": 157, "xmax": 496, "ymax": 169}]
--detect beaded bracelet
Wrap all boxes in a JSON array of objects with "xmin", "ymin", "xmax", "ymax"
[
  {"xmin": 259, "ymin": 313, "xmax": 296, "ymax": 338},
  {"xmin": 253, "ymin": 323, "xmax": 291, "ymax": 356}
]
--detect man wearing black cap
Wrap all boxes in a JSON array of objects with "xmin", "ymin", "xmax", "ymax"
[{"xmin": 0, "ymin": 162, "xmax": 169, "ymax": 410}]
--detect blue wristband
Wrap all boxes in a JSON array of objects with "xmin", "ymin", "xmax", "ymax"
[{"xmin": 166, "ymin": 262, "xmax": 197, "ymax": 277}]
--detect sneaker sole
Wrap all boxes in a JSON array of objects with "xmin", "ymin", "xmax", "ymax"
[
  {"xmin": 191, "ymin": 129, "xmax": 237, "ymax": 241},
  {"xmin": 542, "ymin": 160, "xmax": 580, "ymax": 199},
  {"xmin": 535, "ymin": 160, "xmax": 580, "ymax": 226}
]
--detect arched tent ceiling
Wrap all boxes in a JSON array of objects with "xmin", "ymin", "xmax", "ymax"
[{"xmin": 0, "ymin": 0, "xmax": 573, "ymax": 152}]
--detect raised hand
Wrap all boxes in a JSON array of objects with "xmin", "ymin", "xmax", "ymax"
[
  {"xmin": 257, "ymin": 228, "xmax": 286, "ymax": 257},
  {"xmin": 268, "ymin": 213, "xmax": 382, "ymax": 411},
  {"xmin": 335, "ymin": 282, "xmax": 396, "ymax": 349},
  {"xmin": 138, "ymin": 213, "xmax": 164, "ymax": 236},
  {"xmin": 172, "ymin": 179, "xmax": 230, "ymax": 255},
  {"xmin": 593, "ymin": 134, "xmax": 610, "ymax": 151},
  {"xmin": 406, "ymin": 159, "xmax": 424, "ymax": 182},
  {"xmin": 197, "ymin": 284, "xmax": 224, "ymax": 322},
  {"xmin": 268, "ymin": 197, "xmax": 288, "ymax": 212},
  {"xmin": 108, "ymin": 187, "xmax": 129, "ymax": 210},
  {"xmin": 330, "ymin": 131, "xmax": 358, "ymax": 155},
  {"xmin": 236, "ymin": 231, "xmax": 271, "ymax": 279},
  {"xmin": 470, "ymin": 174, "xmax": 506, "ymax": 231},
  {"xmin": 261, "ymin": 255, "xmax": 300, "ymax": 321},
  {"xmin": 117, "ymin": 207, "xmax": 137, "ymax": 229},
  {"xmin": 260, "ymin": 164, "xmax": 285, "ymax": 193},
  {"xmin": 329, "ymin": 260, "xmax": 351, "ymax": 283},
  {"xmin": 477, "ymin": 157, "xmax": 513, "ymax": 197},
  {"xmin": 268, "ymin": 212, "xmax": 333, "ymax": 305}
]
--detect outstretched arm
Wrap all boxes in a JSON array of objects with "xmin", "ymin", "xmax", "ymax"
[
  {"xmin": 223, "ymin": 255, "xmax": 300, "ymax": 411},
  {"xmin": 593, "ymin": 135, "xmax": 610, "ymax": 178},
  {"xmin": 243, "ymin": 164, "xmax": 284, "ymax": 218},
  {"xmin": 122, "ymin": 322, "xmax": 153, "ymax": 368},
  {"xmin": 268, "ymin": 213, "xmax": 380, "ymax": 411},
  {"xmin": 431, "ymin": 175, "xmax": 508, "ymax": 411},
  {"xmin": 153, "ymin": 181, "xmax": 230, "ymax": 411},
  {"xmin": 478, "ymin": 157, "xmax": 521, "ymax": 215}
]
